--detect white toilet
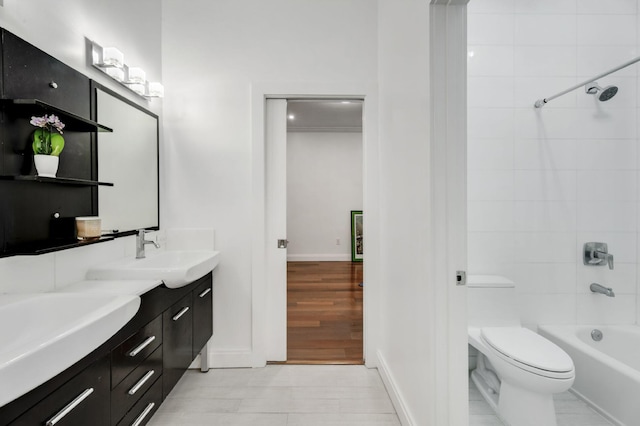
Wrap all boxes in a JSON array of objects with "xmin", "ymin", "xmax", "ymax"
[{"xmin": 468, "ymin": 275, "xmax": 575, "ymax": 426}]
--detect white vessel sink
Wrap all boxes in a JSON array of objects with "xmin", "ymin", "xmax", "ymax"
[
  {"xmin": 0, "ymin": 292, "xmax": 140, "ymax": 406},
  {"xmin": 87, "ymin": 250, "xmax": 220, "ymax": 289}
]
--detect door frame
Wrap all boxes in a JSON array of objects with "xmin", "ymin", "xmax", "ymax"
[{"xmin": 250, "ymin": 81, "xmax": 380, "ymax": 368}]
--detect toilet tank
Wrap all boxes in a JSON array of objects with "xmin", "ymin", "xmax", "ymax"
[{"xmin": 467, "ymin": 275, "xmax": 521, "ymax": 327}]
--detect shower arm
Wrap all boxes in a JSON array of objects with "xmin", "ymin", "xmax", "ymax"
[{"xmin": 534, "ymin": 55, "xmax": 640, "ymax": 108}]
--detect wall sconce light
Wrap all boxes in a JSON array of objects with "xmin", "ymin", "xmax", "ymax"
[{"xmin": 91, "ymin": 41, "xmax": 164, "ymax": 98}]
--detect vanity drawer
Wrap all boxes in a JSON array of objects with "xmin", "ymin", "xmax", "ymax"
[
  {"xmin": 112, "ymin": 315, "xmax": 162, "ymax": 388},
  {"xmin": 9, "ymin": 355, "xmax": 109, "ymax": 426},
  {"xmin": 116, "ymin": 377, "xmax": 162, "ymax": 426},
  {"xmin": 111, "ymin": 345, "xmax": 162, "ymax": 425}
]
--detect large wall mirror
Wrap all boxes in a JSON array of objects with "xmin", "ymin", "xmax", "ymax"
[{"xmin": 93, "ymin": 85, "xmax": 159, "ymax": 234}]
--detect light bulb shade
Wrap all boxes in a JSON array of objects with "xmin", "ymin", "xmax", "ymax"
[
  {"xmin": 127, "ymin": 83, "xmax": 146, "ymax": 96},
  {"xmin": 147, "ymin": 82, "xmax": 164, "ymax": 98},
  {"xmin": 102, "ymin": 47, "xmax": 124, "ymax": 68},
  {"xmin": 126, "ymin": 67, "xmax": 146, "ymax": 84},
  {"xmin": 105, "ymin": 67, "xmax": 125, "ymax": 82}
]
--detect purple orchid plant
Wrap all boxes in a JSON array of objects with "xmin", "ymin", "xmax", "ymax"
[{"xmin": 30, "ymin": 114, "xmax": 65, "ymax": 156}]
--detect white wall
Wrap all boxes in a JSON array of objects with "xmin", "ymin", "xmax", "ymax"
[
  {"xmin": 0, "ymin": 1, "xmax": 163, "ymax": 294},
  {"xmin": 286, "ymin": 131, "xmax": 363, "ymax": 261},
  {"xmin": 161, "ymin": 0, "xmax": 378, "ymax": 365},
  {"xmin": 467, "ymin": 0, "xmax": 640, "ymax": 327},
  {"xmin": 377, "ymin": 0, "xmax": 435, "ymax": 424}
]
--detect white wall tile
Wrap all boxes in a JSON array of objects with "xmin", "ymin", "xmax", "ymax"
[
  {"xmin": 468, "ymin": 170, "xmax": 515, "ymax": 201},
  {"xmin": 576, "ymin": 294, "xmax": 636, "ymax": 324},
  {"xmin": 0, "ymin": 254, "xmax": 55, "ymax": 293},
  {"xmin": 514, "ymin": 232, "xmax": 577, "ymax": 263},
  {"xmin": 469, "ymin": 0, "xmax": 514, "ymax": 14},
  {"xmin": 575, "ymin": 108, "xmax": 638, "ymax": 140},
  {"xmin": 467, "ymin": 138, "xmax": 514, "ymax": 170},
  {"xmin": 576, "ymin": 140, "xmax": 637, "ymax": 170},
  {"xmin": 577, "ymin": 262, "xmax": 636, "ymax": 295},
  {"xmin": 515, "ymin": 77, "xmax": 578, "ymax": 109},
  {"xmin": 515, "ymin": 109, "xmax": 579, "ymax": 139},
  {"xmin": 514, "ymin": 46, "xmax": 577, "ymax": 77},
  {"xmin": 577, "ymin": 46, "xmax": 638, "ymax": 77},
  {"xmin": 468, "ymin": 232, "xmax": 516, "ymax": 274},
  {"xmin": 513, "ymin": 201, "xmax": 576, "ymax": 231},
  {"xmin": 468, "ymin": 201, "xmax": 514, "ymax": 232},
  {"xmin": 514, "ymin": 139, "xmax": 577, "ymax": 170},
  {"xmin": 578, "ymin": 232, "xmax": 637, "ymax": 263},
  {"xmin": 468, "ymin": 108, "xmax": 514, "ymax": 139},
  {"xmin": 577, "ymin": 0, "xmax": 637, "ymax": 14},
  {"xmin": 469, "ymin": 77, "xmax": 515, "ymax": 108},
  {"xmin": 577, "ymin": 201, "xmax": 637, "ymax": 231},
  {"xmin": 468, "ymin": 45, "xmax": 515, "ymax": 76},
  {"xmin": 511, "ymin": 263, "xmax": 576, "ymax": 294},
  {"xmin": 514, "ymin": 15, "xmax": 577, "ymax": 46},
  {"xmin": 514, "ymin": 0, "xmax": 576, "ymax": 14},
  {"xmin": 514, "ymin": 170, "xmax": 577, "ymax": 201},
  {"xmin": 577, "ymin": 15, "xmax": 637, "ymax": 46},
  {"xmin": 519, "ymin": 294, "xmax": 576, "ymax": 326},
  {"xmin": 576, "ymin": 171, "xmax": 637, "ymax": 201},
  {"xmin": 468, "ymin": 14, "xmax": 515, "ymax": 45}
]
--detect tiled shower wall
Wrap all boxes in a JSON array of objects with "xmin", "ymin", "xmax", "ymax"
[{"xmin": 467, "ymin": 0, "xmax": 640, "ymax": 327}]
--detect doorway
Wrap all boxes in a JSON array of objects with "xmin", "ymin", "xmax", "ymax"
[
  {"xmin": 264, "ymin": 97, "xmax": 365, "ymax": 364},
  {"xmin": 285, "ymin": 100, "xmax": 364, "ymax": 363}
]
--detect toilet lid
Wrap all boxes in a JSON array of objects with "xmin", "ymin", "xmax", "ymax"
[{"xmin": 481, "ymin": 327, "xmax": 574, "ymax": 377}]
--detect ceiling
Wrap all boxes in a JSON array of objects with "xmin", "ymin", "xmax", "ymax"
[{"xmin": 286, "ymin": 100, "xmax": 363, "ymax": 132}]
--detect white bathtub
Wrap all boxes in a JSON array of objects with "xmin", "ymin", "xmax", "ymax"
[{"xmin": 539, "ymin": 324, "xmax": 640, "ymax": 426}]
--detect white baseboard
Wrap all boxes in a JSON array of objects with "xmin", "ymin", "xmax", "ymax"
[
  {"xmin": 287, "ymin": 254, "xmax": 351, "ymax": 261},
  {"xmin": 189, "ymin": 349, "xmax": 254, "ymax": 369},
  {"xmin": 376, "ymin": 350, "xmax": 415, "ymax": 426}
]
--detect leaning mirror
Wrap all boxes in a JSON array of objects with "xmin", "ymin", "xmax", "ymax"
[{"xmin": 94, "ymin": 85, "xmax": 159, "ymax": 234}]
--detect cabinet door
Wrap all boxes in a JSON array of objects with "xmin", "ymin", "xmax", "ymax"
[
  {"xmin": 192, "ymin": 274, "xmax": 213, "ymax": 358},
  {"xmin": 162, "ymin": 293, "xmax": 193, "ymax": 399},
  {"xmin": 1, "ymin": 29, "xmax": 90, "ymax": 118},
  {"xmin": 9, "ymin": 355, "xmax": 109, "ymax": 426}
]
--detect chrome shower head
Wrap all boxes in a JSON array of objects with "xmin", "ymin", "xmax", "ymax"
[{"xmin": 585, "ymin": 82, "xmax": 618, "ymax": 102}]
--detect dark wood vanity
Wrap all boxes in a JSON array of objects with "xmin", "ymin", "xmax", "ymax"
[{"xmin": 0, "ymin": 273, "xmax": 213, "ymax": 426}]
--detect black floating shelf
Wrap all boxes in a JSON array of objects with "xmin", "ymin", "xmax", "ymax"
[
  {"xmin": 0, "ymin": 175, "xmax": 114, "ymax": 186},
  {"xmin": 4, "ymin": 99, "xmax": 113, "ymax": 132},
  {"xmin": 1, "ymin": 236, "xmax": 115, "ymax": 257}
]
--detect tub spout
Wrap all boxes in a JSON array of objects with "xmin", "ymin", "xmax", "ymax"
[{"xmin": 590, "ymin": 283, "xmax": 615, "ymax": 297}]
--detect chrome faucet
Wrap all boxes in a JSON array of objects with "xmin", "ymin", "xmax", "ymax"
[
  {"xmin": 590, "ymin": 283, "xmax": 615, "ymax": 297},
  {"xmin": 136, "ymin": 229, "xmax": 160, "ymax": 259},
  {"xmin": 583, "ymin": 242, "xmax": 614, "ymax": 270}
]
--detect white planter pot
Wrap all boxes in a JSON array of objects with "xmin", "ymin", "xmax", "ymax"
[{"xmin": 34, "ymin": 155, "xmax": 59, "ymax": 178}]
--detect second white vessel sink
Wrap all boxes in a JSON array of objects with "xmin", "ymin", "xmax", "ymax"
[
  {"xmin": 0, "ymin": 292, "xmax": 140, "ymax": 407},
  {"xmin": 87, "ymin": 250, "xmax": 220, "ymax": 288}
]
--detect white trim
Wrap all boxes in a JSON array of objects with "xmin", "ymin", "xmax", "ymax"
[
  {"xmin": 288, "ymin": 127, "xmax": 362, "ymax": 133},
  {"xmin": 251, "ymin": 81, "xmax": 379, "ymax": 368},
  {"xmin": 376, "ymin": 350, "xmax": 415, "ymax": 426},
  {"xmin": 287, "ymin": 254, "xmax": 352, "ymax": 262},
  {"xmin": 430, "ymin": 2, "xmax": 469, "ymax": 426},
  {"xmin": 189, "ymin": 350, "xmax": 254, "ymax": 369}
]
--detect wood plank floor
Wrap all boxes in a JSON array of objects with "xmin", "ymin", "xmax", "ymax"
[{"xmin": 286, "ymin": 261, "xmax": 363, "ymax": 364}]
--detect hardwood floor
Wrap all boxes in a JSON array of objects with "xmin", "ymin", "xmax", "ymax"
[{"xmin": 286, "ymin": 261, "xmax": 363, "ymax": 364}]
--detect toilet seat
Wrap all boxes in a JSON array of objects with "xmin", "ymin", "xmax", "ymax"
[{"xmin": 480, "ymin": 327, "xmax": 574, "ymax": 380}]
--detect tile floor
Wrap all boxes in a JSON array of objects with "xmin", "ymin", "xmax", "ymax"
[
  {"xmin": 469, "ymin": 376, "xmax": 614, "ymax": 426},
  {"xmin": 148, "ymin": 365, "xmax": 400, "ymax": 426},
  {"xmin": 147, "ymin": 365, "xmax": 615, "ymax": 426}
]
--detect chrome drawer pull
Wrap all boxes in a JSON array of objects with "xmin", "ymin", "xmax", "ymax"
[
  {"xmin": 198, "ymin": 288, "xmax": 212, "ymax": 298},
  {"xmin": 128, "ymin": 370, "xmax": 155, "ymax": 395},
  {"xmin": 45, "ymin": 388, "xmax": 94, "ymax": 426},
  {"xmin": 131, "ymin": 402, "xmax": 155, "ymax": 426},
  {"xmin": 172, "ymin": 306, "xmax": 190, "ymax": 321},
  {"xmin": 128, "ymin": 335, "xmax": 156, "ymax": 357}
]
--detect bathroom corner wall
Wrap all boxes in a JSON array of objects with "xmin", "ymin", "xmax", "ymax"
[{"xmin": 467, "ymin": 0, "xmax": 640, "ymax": 328}]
